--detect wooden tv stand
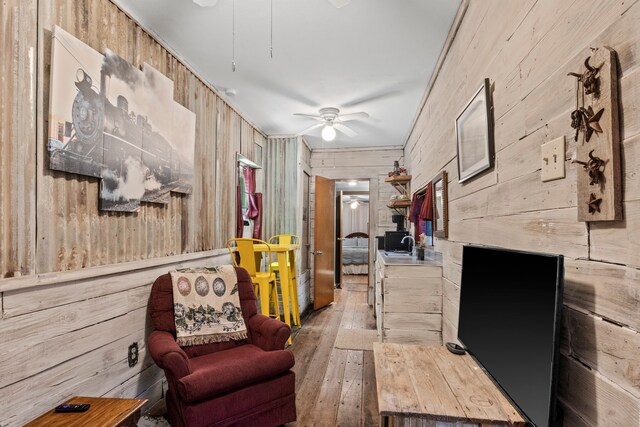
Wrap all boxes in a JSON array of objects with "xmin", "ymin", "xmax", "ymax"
[{"xmin": 373, "ymin": 343, "xmax": 529, "ymax": 426}]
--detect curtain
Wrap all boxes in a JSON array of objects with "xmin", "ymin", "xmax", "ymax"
[
  {"xmin": 419, "ymin": 182, "xmax": 433, "ymax": 221},
  {"xmin": 410, "ymin": 192, "xmax": 425, "ymax": 240},
  {"xmin": 243, "ymin": 167, "xmax": 259, "ymax": 218},
  {"xmin": 242, "ymin": 167, "xmax": 262, "ymax": 239},
  {"xmin": 411, "ymin": 182, "xmax": 433, "ymax": 241},
  {"xmin": 236, "ymin": 182, "xmax": 243, "ymax": 238},
  {"xmin": 341, "ymin": 201, "xmax": 369, "ymax": 236},
  {"xmin": 253, "ymin": 193, "xmax": 263, "ymax": 239}
]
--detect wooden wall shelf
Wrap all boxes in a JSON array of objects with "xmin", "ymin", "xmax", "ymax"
[
  {"xmin": 387, "ymin": 200, "xmax": 411, "ymax": 208},
  {"xmin": 384, "ymin": 175, "xmax": 412, "ymax": 184},
  {"xmin": 386, "ymin": 175, "xmax": 411, "ymax": 218}
]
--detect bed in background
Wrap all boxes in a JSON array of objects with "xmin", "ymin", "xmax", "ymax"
[{"xmin": 342, "ymin": 232, "xmax": 369, "ymax": 275}]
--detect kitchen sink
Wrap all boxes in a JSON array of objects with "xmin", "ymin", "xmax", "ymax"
[{"xmin": 384, "ymin": 251, "xmax": 413, "ymax": 257}]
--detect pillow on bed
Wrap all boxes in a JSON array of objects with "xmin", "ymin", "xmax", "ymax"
[
  {"xmin": 357, "ymin": 238, "xmax": 369, "ymax": 247},
  {"xmin": 343, "ymin": 238, "xmax": 358, "ymax": 247}
]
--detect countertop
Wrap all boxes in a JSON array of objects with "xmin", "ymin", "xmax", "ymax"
[{"xmin": 377, "ymin": 249, "xmax": 442, "ymax": 266}]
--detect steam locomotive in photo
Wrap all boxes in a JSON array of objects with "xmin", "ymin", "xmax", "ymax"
[{"xmin": 49, "ymin": 66, "xmax": 190, "ymax": 192}]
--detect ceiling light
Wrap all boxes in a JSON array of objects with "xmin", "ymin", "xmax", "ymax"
[
  {"xmin": 321, "ymin": 125, "xmax": 336, "ymax": 142},
  {"xmin": 350, "ymin": 200, "xmax": 359, "ymax": 209},
  {"xmin": 348, "ymin": 180, "xmax": 357, "ymax": 186}
]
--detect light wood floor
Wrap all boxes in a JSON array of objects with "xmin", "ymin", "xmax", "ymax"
[{"xmin": 287, "ymin": 274, "xmax": 379, "ymax": 427}]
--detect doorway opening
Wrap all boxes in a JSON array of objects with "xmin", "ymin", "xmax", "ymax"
[{"xmin": 334, "ymin": 179, "xmax": 370, "ymax": 288}]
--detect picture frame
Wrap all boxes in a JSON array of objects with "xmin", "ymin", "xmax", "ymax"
[
  {"xmin": 455, "ymin": 78, "xmax": 494, "ymax": 183},
  {"xmin": 432, "ymin": 171, "xmax": 448, "ymax": 238}
]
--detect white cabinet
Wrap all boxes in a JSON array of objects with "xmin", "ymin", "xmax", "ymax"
[{"xmin": 375, "ymin": 250, "xmax": 443, "ymax": 345}]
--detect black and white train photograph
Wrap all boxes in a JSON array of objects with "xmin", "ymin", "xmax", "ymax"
[{"xmin": 48, "ymin": 25, "xmax": 195, "ymax": 212}]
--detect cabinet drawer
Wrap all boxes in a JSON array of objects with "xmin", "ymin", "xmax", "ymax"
[
  {"xmin": 384, "ymin": 313, "xmax": 441, "ymax": 331},
  {"xmin": 384, "ymin": 294, "xmax": 441, "ymax": 313},
  {"xmin": 383, "ymin": 329, "xmax": 442, "ymax": 346},
  {"xmin": 383, "ymin": 277, "xmax": 442, "ymax": 296},
  {"xmin": 382, "ymin": 265, "xmax": 441, "ymax": 278}
]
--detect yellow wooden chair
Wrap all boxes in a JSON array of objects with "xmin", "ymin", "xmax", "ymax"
[
  {"xmin": 268, "ymin": 234, "xmax": 301, "ymax": 326},
  {"xmin": 226, "ymin": 238, "xmax": 280, "ymax": 318}
]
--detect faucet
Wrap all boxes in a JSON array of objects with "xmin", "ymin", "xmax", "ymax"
[{"xmin": 401, "ymin": 235, "xmax": 415, "ymax": 255}]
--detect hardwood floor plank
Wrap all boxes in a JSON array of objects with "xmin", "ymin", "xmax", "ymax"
[
  {"xmin": 362, "ymin": 350, "xmax": 379, "ymax": 426},
  {"xmin": 301, "ymin": 348, "xmax": 349, "ymax": 426},
  {"xmin": 336, "ymin": 350, "xmax": 364, "ymax": 426},
  {"xmin": 293, "ymin": 310, "xmax": 343, "ymax": 422},
  {"xmin": 289, "ymin": 275, "xmax": 378, "ymax": 427}
]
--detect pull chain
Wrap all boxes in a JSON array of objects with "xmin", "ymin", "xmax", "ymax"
[
  {"xmin": 232, "ymin": 0, "xmax": 236, "ymax": 71},
  {"xmin": 270, "ymin": 0, "xmax": 273, "ymax": 58}
]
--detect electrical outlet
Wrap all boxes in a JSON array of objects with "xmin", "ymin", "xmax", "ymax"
[
  {"xmin": 541, "ymin": 136, "xmax": 565, "ymax": 182},
  {"xmin": 128, "ymin": 342, "xmax": 139, "ymax": 367}
]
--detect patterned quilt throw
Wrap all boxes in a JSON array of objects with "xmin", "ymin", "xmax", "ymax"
[{"xmin": 170, "ymin": 265, "xmax": 247, "ymax": 346}]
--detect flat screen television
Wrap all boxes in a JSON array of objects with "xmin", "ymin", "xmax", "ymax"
[{"xmin": 458, "ymin": 245, "xmax": 564, "ymax": 427}]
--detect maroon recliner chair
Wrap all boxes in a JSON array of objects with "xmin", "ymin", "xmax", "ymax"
[{"xmin": 147, "ymin": 266, "xmax": 296, "ymax": 427}]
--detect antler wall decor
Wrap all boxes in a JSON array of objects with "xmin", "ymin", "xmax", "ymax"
[
  {"xmin": 568, "ymin": 57, "xmax": 603, "ymax": 98},
  {"xmin": 567, "ymin": 46, "xmax": 622, "ymax": 222}
]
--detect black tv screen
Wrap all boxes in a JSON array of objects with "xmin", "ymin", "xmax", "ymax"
[{"xmin": 458, "ymin": 245, "xmax": 564, "ymax": 427}]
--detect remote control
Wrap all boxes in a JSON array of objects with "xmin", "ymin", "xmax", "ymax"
[
  {"xmin": 445, "ymin": 342, "xmax": 466, "ymax": 355},
  {"xmin": 54, "ymin": 403, "xmax": 90, "ymax": 413}
]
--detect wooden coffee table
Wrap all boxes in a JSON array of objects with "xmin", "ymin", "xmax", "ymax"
[
  {"xmin": 373, "ymin": 343, "xmax": 528, "ymax": 426},
  {"xmin": 24, "ymin": 396, "xmax": 147, "ymax": 427}
]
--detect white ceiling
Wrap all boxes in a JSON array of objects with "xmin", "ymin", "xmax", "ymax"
[
  {"xmin": 112, "ymin": 0, "xmax": 460, "ymax": 149},
  {"xmin": 336, "ymin": 180, "xmax": 369, "ymax": 192}
]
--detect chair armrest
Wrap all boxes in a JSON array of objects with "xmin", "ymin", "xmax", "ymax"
[
  {"xmin": 147, "ymin": 330, "xmax": 191, "ymax": 379},
  {"xmin": 247, "ymin": 314, "xmax": 291, "ymax": 351}
]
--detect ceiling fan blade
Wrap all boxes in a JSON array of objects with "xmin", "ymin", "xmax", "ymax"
[
  {"xmin": 328, "ymin": 0, "xmax": 350, "ymax": 8},
  {"xmin": 334, "ymin": 123, "xmax": 357, "ymax": 137},
  {"xmin": 297, "ymin": 123, "xmax": 324, "ymax": 136},
  {"xmin": 293, "ymin": 113, "xmax": 323, "ymax": 120},
  {"xmin": 342, "ymin": 87, "xmax": 406, "ymax": 108},
  {"xmin": 193, "ymin": 0, "xmax": 218, "ymax": 7},
  {"xmin": 337, "ymin": 112, "xmax": 369, "ymax": 122}
]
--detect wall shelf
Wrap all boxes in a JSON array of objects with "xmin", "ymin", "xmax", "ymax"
[
  {"xmin": 385, "ymin": 175, "xmax": 411, "ymax": 217},
  {"xmin": 387, "ymin": 200, "xmax": 411, "ymax": 208},
  {"xmin": 385, "ymin": 175, "xmax": 412, "ymax": 197}
]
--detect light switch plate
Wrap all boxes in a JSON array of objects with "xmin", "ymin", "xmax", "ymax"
[{"xmin": 541, "ymin": 136, "xmax": 565, "ymax": 182}]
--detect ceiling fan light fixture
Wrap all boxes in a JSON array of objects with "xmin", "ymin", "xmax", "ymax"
[
  {"xmin": 321, "ymin": 125, "xmax": 336, "ymax": 142},
  {"xmin": 348, "ymin": 180, "xmax": 357, "ymax": 186}
]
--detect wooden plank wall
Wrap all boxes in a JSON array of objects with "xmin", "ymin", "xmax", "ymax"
[
  {"xmin": 0, "ymin": 0, "xmax": 37, "ymax": 278},
  {"xmin": 310, "ymin": 147, "xmax": 404, "ymax": 304},
  {"xmin": 263, "ymin": 137, "xmax": 300, "ymax": 240},
  {"xmin": 0, "ymin": 0, "xmax": 265, "ymax": 425},
  {"xmin": 263, "ymin": 136, "xmax": 313, "ymax": 312},
  {"xmin": 405, "ymin": 0, "xmax": 640, "ymax": 425}
]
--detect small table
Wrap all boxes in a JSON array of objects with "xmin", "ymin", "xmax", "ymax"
[
  {"xmin": 25, "ymin": 396, "xmax": 147, "ymax": 427},
  {"xmin": 373, "ymin": 343, "xmax": 528, "ymax": 426}
]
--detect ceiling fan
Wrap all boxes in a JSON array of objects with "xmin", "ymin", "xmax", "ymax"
[
  {"xmin": 294, "ymin": 107, "xmax": 369, "ymax": 141},
  {"xmin": 193, "ymin": 0, "xmax": 350, "ymax": 8}
]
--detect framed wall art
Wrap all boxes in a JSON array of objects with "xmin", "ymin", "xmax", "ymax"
[
  {"xmin": 48, "ymin": 26, "xmax": 196, "ymax": 212},
  {"xmin": 432, "ymin": 171, "xmax": 448, "ymax": 238},
  {"xmin": 455, "ymin": 78, "xmax": 494, "ymax": 183}
]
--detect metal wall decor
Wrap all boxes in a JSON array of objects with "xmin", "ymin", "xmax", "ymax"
[
  {"xmin": 567, "ymin": 47, "xmax": 622, "ymax": 221},
  {"xmin": 573, "ymin": 149, "xmax": 606, "ymax": 186}
]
